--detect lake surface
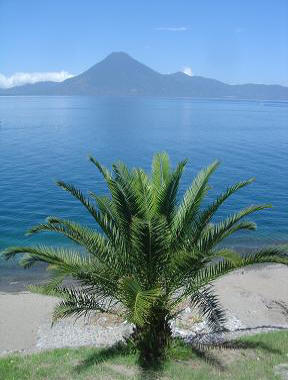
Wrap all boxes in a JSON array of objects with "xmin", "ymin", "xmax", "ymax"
[{"xmin": 0, "ymin": 96, "xmax": 287, "ymax": 274}]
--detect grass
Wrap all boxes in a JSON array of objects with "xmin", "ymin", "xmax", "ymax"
[{"xmin": 1, "ymin": 331, "xmax": 288, "ymax": 379}]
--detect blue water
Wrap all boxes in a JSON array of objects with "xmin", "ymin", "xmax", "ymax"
[{"xmin": 0, "ymin": 96, "xmax": 287, "ymax": 270}]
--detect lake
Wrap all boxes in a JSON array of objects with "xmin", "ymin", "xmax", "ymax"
[{"xmin": 0, "ymin": 96, "xmax": 287, "ymax": 273}]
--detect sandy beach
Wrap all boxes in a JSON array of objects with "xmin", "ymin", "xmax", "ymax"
[
  {"xmin": 1, "ymin": 263, "xmax": 288, "ymax": 356},
  {"xmin": 0, "ymin": 292, "xmax": 57, "ymax": 355}
]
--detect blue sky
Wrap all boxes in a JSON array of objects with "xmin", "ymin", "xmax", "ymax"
[{"xmin": 0, "ymin": 0, "xmax": 287, "ymax": 87}]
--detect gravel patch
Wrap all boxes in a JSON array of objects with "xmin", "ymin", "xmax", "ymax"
[
  {"xmin": 33, "ymin": 306, "xmax": 288, "ymax": 352},
  {"xmin": 36, "ymin": 318, "xmax": 133, "ymax": 350}
]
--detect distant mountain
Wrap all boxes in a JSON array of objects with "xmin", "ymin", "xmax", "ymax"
[{"xmin": 1, "ymin": 52, "xmax": 288, "ymax": 100}]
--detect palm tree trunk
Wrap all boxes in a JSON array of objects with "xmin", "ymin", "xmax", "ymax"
[{"xmin": 132, "ymin": 311, "xmax": 172, "ymax": 367}]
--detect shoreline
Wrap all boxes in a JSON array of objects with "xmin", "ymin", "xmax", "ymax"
[
  {"xmin": 1, "ymin": 242, "xmax": 287, "ymax": 293},
  {"xmin": 0, "ymin": 263, "xmax": 51, "ymax": 293},
  {"xmin": 1, "ymin": 263, "xmax": 288, "ymax": 356}
]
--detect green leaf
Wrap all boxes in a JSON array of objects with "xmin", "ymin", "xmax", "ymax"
[
  {"xmin": 119, "ymin": 277, "xmax": 162, "ymax": 326},
  {"xmin": 192, "ymin": 178, "xmax": 255, "ymax": 243},
  {"xmin": 171, "ymin": 160, "xmax": 219, "ymax": 248},
  {"xmin": 152, "ymin": 152, "xmax": 171, "ymax": 189},
  {"xmin": 198, "ymin": 204, "xmax": 270, "ymax": 251},
  {"xmin": 190, "ymin": 286, "xmax": 227, "ymax": 332}
]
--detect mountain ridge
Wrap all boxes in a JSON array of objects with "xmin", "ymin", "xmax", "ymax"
[{"xmin": 1, "ymin": 52, "xmax": 288, "ymax": 100}]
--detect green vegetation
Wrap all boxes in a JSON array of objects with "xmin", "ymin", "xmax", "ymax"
[
  {"xmin": 2, "ymin": 153, "xmax": 288, "ymax": 366},
  {"xmin": 1, "ymin": 331, "xmax": 288, "ymax": 379}
]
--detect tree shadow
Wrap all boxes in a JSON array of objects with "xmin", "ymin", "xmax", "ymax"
[
  {"xmin": 231, "ymin": 325, "xmax": 288, "ymax": 333},
  {"xmin": 216, "ymin": 339, "xmax": 282, "ymax": 354},
  {"xmin": 182, "ymin": 333, "xmax": 283, "ymax": 373},
  {"xmin": 192, "ymin": 345, "xmax": 226, "ymax": 371},
  {"xmin": 73, "ymin": 334, "xmax": 283, "ymax": 377},
  {"xmin": 73, "ymin": 342, "xmax": 164, "ymax": 378},
  {"xmin": 271, "ymin": 301, "xmax": 288, "ymax": 320},
  {"xmin": 137, "ymin": 368, "xmax": 163, "ymax": 380},
  {"xmin": 188, "ymin": 330, "xmax": 283, "ymax": 354},
  {"xmin": 74, "ymin": 342, "xmax": 131, "ymax": 373}
]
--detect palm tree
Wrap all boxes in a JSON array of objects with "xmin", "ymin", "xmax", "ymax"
[{"xmin": 2, "ymin": 153, "xmax": 287, "ymax": 365}]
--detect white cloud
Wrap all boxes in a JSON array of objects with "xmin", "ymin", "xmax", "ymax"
[
  {"xmin": 156, "ymin": 26, "xmax": 188, "ymax": 32},
  {"xmin": 0, "ymin": 71, "xmax": 74, "ymax": 88},
  {"xmin": 182, "ymin": 67, "xmax": 193, "ymax": 77}
]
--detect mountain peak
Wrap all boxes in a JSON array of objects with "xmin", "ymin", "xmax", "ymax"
[
  {"xmin": 170, "ymin": 71, "xmax": 190, "ymax": 78},
  {"xmin": 103, "ymin": 51, "xmax": 134, "ymax": 62},
  {"xmin": 1, "ymin": 52, "xmax": 288, "ymax": 99},
  {"xmin": 106, "ymin": 51, "xmax": 131, "ymax": 57}
]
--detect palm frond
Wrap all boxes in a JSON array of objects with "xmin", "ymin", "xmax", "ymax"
[
  {"xmin": 28, "ymin": 217, "xmax": 111, "ymax": 260},
  {"xmin": 88, "ymin": 194, "xmax": 115, "ymax": 222},
  {"xmin": 171, "ymin": 160, "xmax": 220, "ymax": 249},
  {"xmin": 197, "ymin": 204, "xmax": 270, "ymax": 251},
  {"xmin": 151, "ymin": 152, "xmax": 171, "ymax": 189},
  {"xmin": 1, "ymin": 245, "xmax": 89, "ymax": 271},
  {"xmin": 190, "ymin": 286, "xmax": 227, "ymax": 332},
  {"xmin": 51, "ymin": 287, "xmax": 111, "ymax": 322},
  {"xmin": 168, "ymin": 249, "xmax": 204, "ymax": 291},
  {"xmin": 156, "ymin": 159, "xmax": 188, "ymax": 224},
  {"xmin": 56, "ymin": 180, "xmax": 117, "ymax": 239},
  {"xmin": 119, "ymin": 277, "xmax": 162, "ymax": 326},
  {"xmin": 192, "ymin": 178, "xmax": 255, "ymax": 243},
  {"xmin": 192, "ymin": 246, "xmax": 288, "ymax": 289},
  {"xmin": 130, "ymin": 216, "xmax": 171, "ymax": 286},
  {"xmin": 88, "ymin": 155, "xmax": 112, "ymax": 182},
  {"xmin": 104, "ymin": 169, "xmax": 140, "ymax": 236},
  {"xmin": 28, "ymin": 275, "xmax": 66, "ymax": 297},
  {"xmin": 131, "ymin": 168, "xmax": 154, "ymax": 218}
]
